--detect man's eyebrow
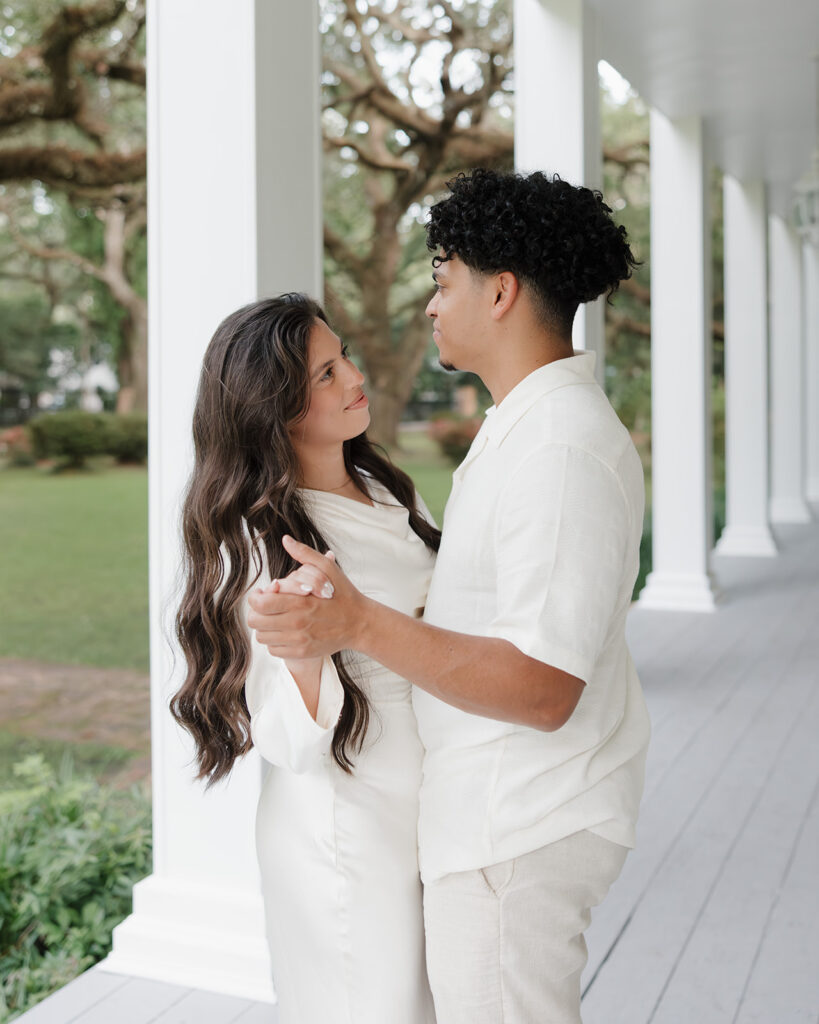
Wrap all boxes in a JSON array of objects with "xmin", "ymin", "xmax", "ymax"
[{"xmin": 432, "ymin": 270, "xmax": 440, "ymax": 283}]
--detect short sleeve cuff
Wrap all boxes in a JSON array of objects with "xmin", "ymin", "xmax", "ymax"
[{"xmin": 486, "ymin": 623, "xmax": 594, "ymax": 684}]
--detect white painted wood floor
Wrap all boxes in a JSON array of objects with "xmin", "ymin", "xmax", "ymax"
[{"xmin": 16, "ymin": 516, "xmax": 819, "ymax": 1024}]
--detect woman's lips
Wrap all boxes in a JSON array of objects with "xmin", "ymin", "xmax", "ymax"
[{"xmin": 346, "ymin": 392, "xmax": 369, "ymax": 410}]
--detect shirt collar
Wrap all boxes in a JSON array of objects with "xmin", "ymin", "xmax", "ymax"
[{"xmin": 482, "ymin": 350, "xmax": 598, "ymax": 448}]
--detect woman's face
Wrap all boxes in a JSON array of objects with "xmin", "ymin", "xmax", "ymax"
[{"xmin": 291, "ymin": 319, "xmax": 370, "ymax": 449}]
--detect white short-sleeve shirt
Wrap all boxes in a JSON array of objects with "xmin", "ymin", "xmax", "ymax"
[{"xmin": 415, "ymin": 351, "xmax": 651, "ymax": 882}]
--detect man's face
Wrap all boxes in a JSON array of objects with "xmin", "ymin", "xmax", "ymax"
[{"xmin": 425, "ymin": 256, "xmax": 491, "ymax": 372}]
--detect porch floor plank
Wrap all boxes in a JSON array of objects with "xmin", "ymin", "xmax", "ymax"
[
  {"xmin": 583, "ymin": 519, "xmax": 819, "ymax": 1023},
  {"xmin": 71, "ymin": 978, "xmax": 192, "ymax": 1024},
  {"xmin": 11, "ymin": 970, "xmax": 131, "ymax": 1024},
  {"xmin": 13, "ymin": 517, "xmax": 819, "ymax": 1024}
]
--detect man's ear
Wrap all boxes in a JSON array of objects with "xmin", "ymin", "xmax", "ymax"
[{"xmin": 490, "ymin": 271, "xmax": 519, "ymax": 320}]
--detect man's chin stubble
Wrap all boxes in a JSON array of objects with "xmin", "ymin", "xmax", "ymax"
[{"xmin": 439, "ymin": 359, "xmax": 458, "ymax": 372}]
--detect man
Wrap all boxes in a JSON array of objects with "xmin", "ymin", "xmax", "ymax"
[{"xmin": 248, "ymin": 169, "xmax": 651, "ymax": 1023}]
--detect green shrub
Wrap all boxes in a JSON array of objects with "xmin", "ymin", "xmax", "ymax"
[
  {"xmin": 106, "ymin": 414, "xmax": 148, "ymax": 464},
  {"xmin": 0, "ymin": 756, "xmax": 151, "ymax": 1021},
  {"xmin": 428, "ymin": 415, "xmax": 482, "ymax": 465},
  {"xmin": 25, "ymin": 412, "xmax": 149, "ymax": 468},
  {"xmin": 27, "ymin": 412, "xmax": 109, "ymax": 468}
]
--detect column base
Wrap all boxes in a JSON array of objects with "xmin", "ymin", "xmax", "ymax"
[
  {"xmin": 806, "ymin": 478, "xmax": 819, "ymax": 504},
  {"xmin": 769, "ymin": 497, "xmax": 813, "ymax": 524},
  {"xmin": 637, "ymin": 571, "xmax": 720, "ymax": 612},
  {"xmin": 714, "ymin": 524, "xmax": 778, "ymax": 557},
  {"xmin": 100, "ymin": 875, "xmax": 275, "ymax": 1003}
]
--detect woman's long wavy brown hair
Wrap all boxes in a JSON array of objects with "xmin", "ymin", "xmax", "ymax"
[{"xmin": 170, "ymin": 294, "xmax": 440, "ymax": 785}]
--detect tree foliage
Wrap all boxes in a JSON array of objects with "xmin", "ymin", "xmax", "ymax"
[
  {"xmin": 0, "ymin": 0, "xmax": 146, "ymax": 413},
  {"xmin": 321, "ymin": 0, "xmax": 515, "ymax": 443}
]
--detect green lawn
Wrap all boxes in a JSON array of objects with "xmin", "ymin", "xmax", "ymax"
[
  {"xmin": 0, "ymin": 463, "xmax": 149, "ymax": 671},
  {"xmin": 0, "ymin": 728, "xmax": 133, "ymax": 792},
  {"xmin": 391, "ymin": 429, "xmax": 455, "ymax": 526}
]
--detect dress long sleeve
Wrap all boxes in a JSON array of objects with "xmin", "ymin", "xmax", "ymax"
[{"xmin": 244, "ymin": 604, "xmax": 345, "ymax": 774}]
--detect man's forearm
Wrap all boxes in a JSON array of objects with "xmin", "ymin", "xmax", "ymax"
[{"xmin": 352, "ymin": 596, "xmax": 584, "ymax": 732}]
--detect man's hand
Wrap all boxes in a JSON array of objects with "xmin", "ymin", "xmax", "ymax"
[{"xmin": 247, "ymin": 536, "xmax": 369, "ymax": 659}]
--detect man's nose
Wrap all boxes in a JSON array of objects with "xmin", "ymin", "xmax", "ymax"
[{"xmin": 425, "ymin": 293, "xmax": 437, "ymax": 318}]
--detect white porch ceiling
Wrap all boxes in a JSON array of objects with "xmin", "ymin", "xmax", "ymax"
[{"xmin": 591, "ymin": 0, "xmax": 819, "ymax": 212}]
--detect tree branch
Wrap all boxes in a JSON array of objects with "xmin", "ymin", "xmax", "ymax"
[
  {"xmin": 603, "ymin": 141, "xmax": 649, "ymax": 169},
  {"xmin": 607, "ymin": 311, "xmax": 651, "ymax": 338},
  {"xmin": 323, "ymin": 280, "xmax": 360, "ymax": 342},
  {"xmin": 78, "ymin": 50, "xmax": 146, "ymax": 88},
  {"xmin": 324, "ymin": 133, "xmax": 413, "ymax": 173},
  {"xmin": 2, "ymin": 202, "xmax": 105, "ymax": 283},
  {"xmin": 324, "ymin": 224, "xmax": 366, "ymax": 278},
  {"xmin": 619, "ymin": 276, "xmax": 651, "ymax": 305},
  {"xmin": 0, "ymin": 145, "xmax": 146, "ymax": 189}
]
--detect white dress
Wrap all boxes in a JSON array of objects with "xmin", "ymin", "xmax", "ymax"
[{"xmin": 244, "ymin": 480, "xmax": 437, "ymax": 1024}]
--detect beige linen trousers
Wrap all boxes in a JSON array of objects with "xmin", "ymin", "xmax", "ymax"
[{"xmin": 423, "ymin": 830, "xmax": 628, "ymax": 1024}]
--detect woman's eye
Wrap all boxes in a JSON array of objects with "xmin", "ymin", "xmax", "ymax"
[
  {"xmin": 341, "ymin": 345, "xmax": 349, "ymax": 359},
  {"xmin": 320, "ymin": 367, "xmax": 333, "ymax": 381}
]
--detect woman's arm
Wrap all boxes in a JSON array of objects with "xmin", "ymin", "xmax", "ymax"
[{"xmin": 244, "ymin": 565, "xmax": 344, "ymax": 772}]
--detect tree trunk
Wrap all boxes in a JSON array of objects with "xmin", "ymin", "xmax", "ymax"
[
  {"xmin": 114, "ymin": 306, "xmax": 146, "ymax": 412},
  {"xmin": 367, "ymin": 386, "xmax": 405, "ymax": 448},
  {"xmin": 129, "ymin": 300, "xmax": 148, "ymax": 411},
  {"xmin": 116, "ymin": 318, "xmax": 134, "ymax": 413},
  {"xmin": 99, "ymin": 205, "xmax": 148, "ymax": 413},
  {"xmin": 364, "ymin": 308, "xmax": 432, "ymax": 447}
]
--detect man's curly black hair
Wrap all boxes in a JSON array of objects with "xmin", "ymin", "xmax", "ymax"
[{"xmin": 426, "ymin": 168, "xmax": 639, "ymax": 336}]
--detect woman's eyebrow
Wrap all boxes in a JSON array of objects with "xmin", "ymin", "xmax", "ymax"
[{"xmin": 312, "ymin": 356, "xmax": 336, "ymax": 379}]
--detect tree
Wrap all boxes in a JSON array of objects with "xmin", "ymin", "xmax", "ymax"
[
  {"xmin": 0, "ymin": 286, "xmax": 80, "ymax": 413},
  {"xmin": 0, "ymin": 0, "xmax": 146, "ymax": 411},
  {"xmin": 320, "ymin": 0, "xmax": 515, "ymax": 444}
]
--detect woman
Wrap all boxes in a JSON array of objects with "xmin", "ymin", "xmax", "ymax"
[{"xmin": 170, "ymin": 294, "xmax": 439, "ymax": 1024}]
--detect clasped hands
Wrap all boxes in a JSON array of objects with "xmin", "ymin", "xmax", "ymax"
[{"xmin": 247, "ymin": 536, "xmax": 364, "ymax": 660}]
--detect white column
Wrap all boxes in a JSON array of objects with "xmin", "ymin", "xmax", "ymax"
[
  {"xmin": 514, "ymin": 0, "xmax": 605, "ymax": 381},
  {"xmin": 769, "ymin": 214, "xmax": 812, "ymax": 523},
  {"xmin": 638, "ymin": 111, "xmax": 719, "ymax": 611},
  {"xmin": 714, "ymin": 177, "xmax": 777, "ymax": 556},
  {"xmin": 803, "ymin": 242, "xmax": 819, "ymax": 503},
  {"xmin": 102, "ymin": 0, "xmax": 322, "ymax": 1002}
]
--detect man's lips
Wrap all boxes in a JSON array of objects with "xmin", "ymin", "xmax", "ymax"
[{"xmin": 345, "ymin": 392, "xmax": 369, "ymax": 410}]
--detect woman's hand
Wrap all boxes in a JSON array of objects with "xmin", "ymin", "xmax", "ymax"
[
  {"xmin": 252, "ymin": 555, "xmax": 337, "ymax": 719},
  {"xmin": 248, "ymin": 537, "xmax": 368, "ymax": 660},
  {"xmin": 256, "ymin": 553, "xmax": 336, "ymax": 601}
]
